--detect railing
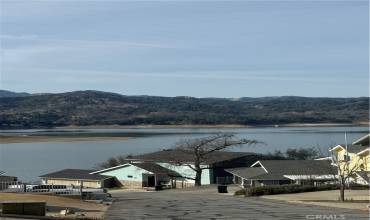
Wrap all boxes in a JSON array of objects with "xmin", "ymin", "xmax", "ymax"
[{"xmin": 0, "ymin": 181, "xmax": 25, "ymax": 192}]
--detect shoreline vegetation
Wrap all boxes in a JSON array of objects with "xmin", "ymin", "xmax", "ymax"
[
  {"xmin": 56, "ymin": 122, "xmax": 369, "ymax": 129},
  {"xmin": 0, "ymin": 123, "xmax": 368, "ymax": 144}
]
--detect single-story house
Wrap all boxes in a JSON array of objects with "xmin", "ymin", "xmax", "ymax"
[
  {"xmin": 125, "ymin": 149, "xmax": 270, "ymax": 186},
  {"xmin": 226, "ymin": 160, "xmax": 337, "ymax": 188},
  {"xmin": 0, "ymin": 175, "xmax": 17, "ymax": 182},
  {"xmin": 39, "ymin": 169, "xmax": 118, "ymax": 188},
  {"xmin": 92, "ymin": 162, "xmax": 183, "ymax": 188}
]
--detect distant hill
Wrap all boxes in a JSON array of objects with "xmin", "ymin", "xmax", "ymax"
[
  {"xmin": 0, "ymin": 90, "xmax": 30, "ymax": 98},
  {"xmin": 0, "ymin": 90, "xmax": 368, "ymax": 129}
]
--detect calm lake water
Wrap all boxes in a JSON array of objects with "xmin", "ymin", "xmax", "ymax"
[{"xmin": 0, "ymin": 126, "xmax": 368, "ymax": 182}]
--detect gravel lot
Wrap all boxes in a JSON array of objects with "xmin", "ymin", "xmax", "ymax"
[{"xmin": 106, "ymin": 186, "xmax": 369, "ymax": 220}]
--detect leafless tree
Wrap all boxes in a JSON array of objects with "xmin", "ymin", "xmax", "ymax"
[
  {"xmin": 330, "ymin": 151, "xmax": 363, "ymax": 202},
  {"xmin": 174, "ymin": 133, "xmax": 257, "ymax": 186}
]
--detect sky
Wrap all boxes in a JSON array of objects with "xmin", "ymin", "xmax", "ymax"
[{"xmin": 0, "ymin": 0, "xmax": 369, "ymax": 98}]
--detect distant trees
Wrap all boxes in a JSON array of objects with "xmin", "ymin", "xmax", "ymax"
[
  {"xmin": 267, "ymin": 147, "xmax": 320, "ymax": 160},
  {"xmin": 286, "ymin": 148, "xmax": 319, "ymax": 160},
  {"xmin": 98, "ymin": 155, "xmax": 133, "ymax": 168}
]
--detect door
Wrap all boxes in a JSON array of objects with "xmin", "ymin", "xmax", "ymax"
[{"xmin": 147, "ymin": 176, "xmax": 155, "ymax": 187}]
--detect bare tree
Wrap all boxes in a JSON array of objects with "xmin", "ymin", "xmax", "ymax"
[
  {"xmin": 174, "ymin": 133, "xmax": 257, "ymax": 186},
  {"xmin": 330, "ymin": 151, "xmax": 363, "ymax": 202}
]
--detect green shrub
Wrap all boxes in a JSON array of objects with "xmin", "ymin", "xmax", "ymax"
[
  {"xmin": 234, "ymin": 189, "xmax": 246, "ymax": 196},
  {"xmin": 243, "ymin": 184, "xmax": 339, "ymax": 197}
]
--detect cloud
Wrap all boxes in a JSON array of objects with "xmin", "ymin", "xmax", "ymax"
[
  {"xmin": 1, "ymin": 34, "xmax": 183, "ymax": 66},
  {"xmin": 1, "ymin": 34, "xmax": 179, "ymax": 49}
]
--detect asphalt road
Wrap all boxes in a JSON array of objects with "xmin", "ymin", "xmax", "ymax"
[{"xmin": 106, "ymin": 188, "xmax": 369, "ymax": 220}]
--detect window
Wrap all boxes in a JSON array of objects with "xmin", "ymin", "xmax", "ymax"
[{"xmin": 127, "ymin": 175, "xmax": 133, "ymax": 178}]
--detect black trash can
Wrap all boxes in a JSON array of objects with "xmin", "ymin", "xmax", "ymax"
[
  {"xmin": 217, "ymin": 185, "xmax": 228, "ymax": 193},
  {"xmin": 155, "ymin": 185, "xmax": 163, "ymax": 191}
]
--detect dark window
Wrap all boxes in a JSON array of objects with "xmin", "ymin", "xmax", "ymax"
[
  {"xmin": 344, "ymin": 155, "xmax": 351, "ymax": 161},
  {"xmin": 127, "ymin": 175, "xmax": 133, "ymax": 178}
]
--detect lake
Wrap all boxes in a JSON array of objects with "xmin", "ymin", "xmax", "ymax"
[{"xmin": 0, "ymin": 126, "xmax": 368, "ymax": 182}]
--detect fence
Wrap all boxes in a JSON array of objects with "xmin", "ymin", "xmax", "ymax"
[
  {"xmin": 0, "ymin": 181, "xmax": 26, "ymax": 192},
  {"xmin": 0, "ymin": 182, "xmax": 83, "ymax": 194}
]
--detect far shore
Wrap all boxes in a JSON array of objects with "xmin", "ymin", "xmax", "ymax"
[
  {"xmin": 1, "ymin": 123, "xmax": 368, "ymax": 144},
  {"xmin": 56, "ymin": 122, "xmax": 369, "ymax": 129},
  {"xmin": 0, "ymin": 135, "xmax": 131, "ymax": 144},
  {"xmin": 1, "ymin": 123, "xmax": 368, "ymax": 131}
]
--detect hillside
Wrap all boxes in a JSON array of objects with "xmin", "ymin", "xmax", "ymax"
[
  {"xmin": 0, "ymin": 90, "xmax": 30, "ymax": 98},
  {"xmin": 0, "ymin": 90, "xmax": 368, "ymax": 129}
]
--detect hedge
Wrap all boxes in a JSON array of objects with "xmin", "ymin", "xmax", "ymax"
[{"xmin": 234, "ymin": 184, "xmax": 339, "ymax": 196}]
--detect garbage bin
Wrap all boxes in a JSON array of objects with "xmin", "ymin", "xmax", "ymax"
[{"xmin": 217, "ymin": 185, "xmax": 228, "ymax": 193}]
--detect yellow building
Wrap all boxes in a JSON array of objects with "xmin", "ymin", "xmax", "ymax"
[{"xmin": 330, "ymin": 134, "xmax": 369, "ymax": 185}]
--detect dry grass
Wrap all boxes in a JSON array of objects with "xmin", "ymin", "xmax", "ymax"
[{"xmin": 262, "ymin": 190, "xmax": 370, "ymax": 211}]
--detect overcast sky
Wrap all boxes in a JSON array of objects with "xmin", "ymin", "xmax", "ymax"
[{"xmin": 1, "ymin": 0, "xmax": 368, "ymax": 97}]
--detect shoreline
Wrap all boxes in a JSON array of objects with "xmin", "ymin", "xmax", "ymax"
[
  {"xmin": 1, "ymin": 123, "xmax": 367, "ymax": 144},
  {"xmin": 57, "ymin": 122, "xmax": 368, "ymax": 129},
  {"xmin": 1, "ymin": 123, "xmax": 368, "ymax": 131}
]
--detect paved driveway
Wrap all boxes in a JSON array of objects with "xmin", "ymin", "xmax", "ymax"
[{"xmin": 106, "ymin": 188, "xmax": 369, "ymax": 220}]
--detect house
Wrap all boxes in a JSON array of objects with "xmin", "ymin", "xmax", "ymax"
[
  {"xmin": 0, "ymin": 175, "xmax": 18, "ymax": 190},
  {"xmin": 225, "ymin": 160, "xmax": 336, "ymax": 188},
  {"xmin": 329, "ymin": 134, "xmax": 369, "ymax": 185},
  {"xmin": 125, "ymin": 149, "xmax": 270, "ymax": 186},
  {"xmin": 39, "ymin": 169, "xmax": 118, "ymax": 188},
  {"xmin": 92, "ymin": 162, "xmax": 183, "ymax": 188}
]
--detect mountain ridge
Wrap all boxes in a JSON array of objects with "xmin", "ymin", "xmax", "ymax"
[{"xmin": 0, "ymin": 90, "xmax": 368, "ymax": 129}]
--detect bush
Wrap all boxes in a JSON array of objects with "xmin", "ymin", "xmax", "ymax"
[
  {"xmin": 234, "ymin": 189, "xmax": 246, "ymax": 196},
  {"xmin": 234, "ymin": 184, "xmax": 339, "ymax": 196}
]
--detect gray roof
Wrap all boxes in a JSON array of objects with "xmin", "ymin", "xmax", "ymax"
[
  {"xmin": 39, "ymin": 169, "xmax": 112, "ymax": 181},
  {"xmin": 132, "ymin": 163, "xmax": 181, "ymax": 177},
  {"xmin": 225, "ymin": 167, "xmax": 266, "ymax": 179},
  {"xmin": 257, "ymin": 160, "xmax": 336, "ymax": 175},
  {"xmin": 130, "ymin": 149, "xmax": 257, "ymax": 165},
  {"xmin": 352, "ymin": 134, "xmax": 369, "ymax": 146},
  {"xmin": 348, "ymin": 145, "xmax": 369, "ymax": 154},
  {"xmin": 356, "ymin": 171, "xmax": 370, "ymax": 182},
  {"xmin": 225, "ymin": 160, "xmax": 336, "ymax": 180},
  {"xmin": 0, "ymin": 175, "xmax": 17, "ymax": 182},
  {"xmin": 334, "ymin": 144, "xmax": 369, "ymax": 154}
]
